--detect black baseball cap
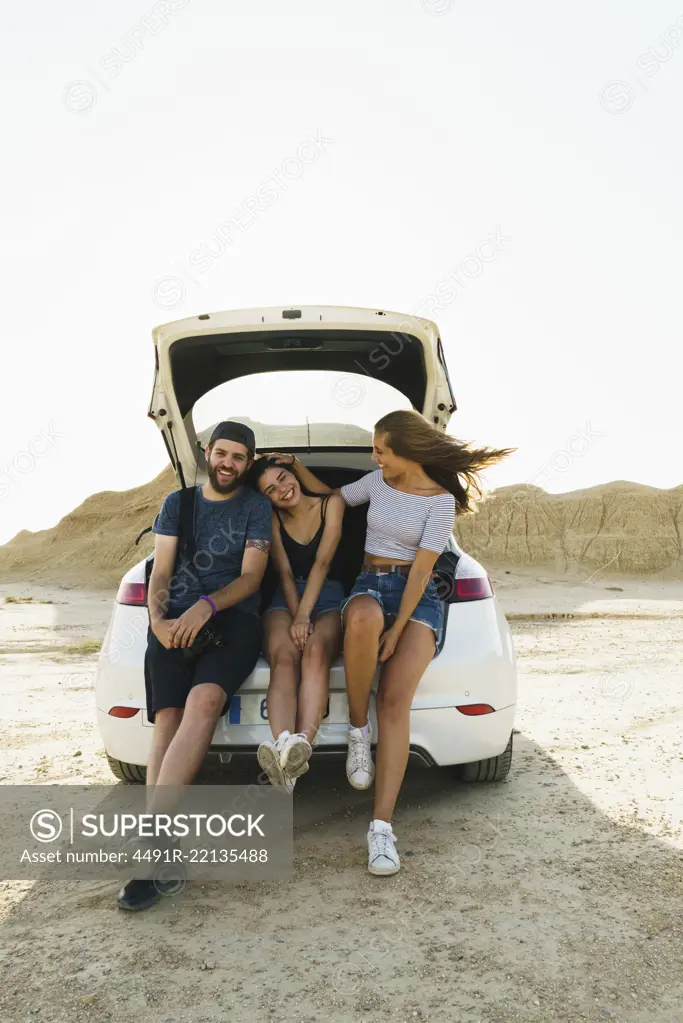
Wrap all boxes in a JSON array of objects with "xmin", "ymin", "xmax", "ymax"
[{"xmin": 208, "ymin": 421, "xmax": 256, "ymax": 454}]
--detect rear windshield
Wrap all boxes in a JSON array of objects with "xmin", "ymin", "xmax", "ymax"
[{"xmin": 191, "ymin": 370, "xmax": 412, "ymax": 440}]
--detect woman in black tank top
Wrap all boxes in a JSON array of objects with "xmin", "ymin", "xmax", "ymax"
[{"xmin": 246, "ymin": 457, "xmax": 345, "ymax": 792}]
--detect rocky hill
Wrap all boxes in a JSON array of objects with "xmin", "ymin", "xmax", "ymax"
[
  {"xmin": 455, "ymin": 481, "xmax": 683, "ymax": 579},
  {"xmin": 0, "ymin": 467, "xmax": 177, "ymax": 588}
]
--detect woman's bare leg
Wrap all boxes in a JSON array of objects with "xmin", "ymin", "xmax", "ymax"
[
  {"xmin": 342, "ymin": 595, "xmax": 384, "ymax": 728},
  {"xmin": 373, "ymin": 621, "xmax": 435, "ymax": 822},
  {"xmin": 263, "ymin": 611, "xmax": 301, "ymax": 738},
  {"xmin": 297, "ymin": 611, "xmax": 341, "ymax": 742}
]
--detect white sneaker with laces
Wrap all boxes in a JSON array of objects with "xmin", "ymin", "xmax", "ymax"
[
  {"xmin": 280, "ymin": 732, "xmax": 312, "ymax": 779},
  {"xmin": 258, "ymin": 733, "xmax": 295, "ymax": 793},
  {"xmin": 367, "ymin": 819, "xmax": 400, "ymax": 875},
  {"xmin": 346, "ymin": 722, "xmax": 375, "ymax": 790}
]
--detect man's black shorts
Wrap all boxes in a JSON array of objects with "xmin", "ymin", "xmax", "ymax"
[{"xmin": 144, "ymin": 608, "xmax": 262, "ymax": 723}]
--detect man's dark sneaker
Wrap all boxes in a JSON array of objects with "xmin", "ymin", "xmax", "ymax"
[{"xmin": 116, "ymin": 877, "xmax": 184, "ymax": 912}]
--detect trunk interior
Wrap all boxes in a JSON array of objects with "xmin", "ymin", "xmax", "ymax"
[{"xmin": 168, "ymin": 329, "xmax": 429, "ymax": 419}]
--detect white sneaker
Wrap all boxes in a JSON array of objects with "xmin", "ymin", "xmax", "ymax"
[
  {"xmin": 280, "ymin": 732, "xmax": 312, "ymax": 779},
  {"xmin": 346, "ymin": 723, "xmax": 374, "ymax": 790},
  {"xmin": 257, "ymin": 735, "xmax": 295, "ymax": 793},
  {"xmin": 367, "ymin": 819, "xmax": 400, "ymax": 875}
]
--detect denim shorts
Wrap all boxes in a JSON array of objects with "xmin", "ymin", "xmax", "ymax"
[
  {"xmin": 266, "ymin": 578, "xmax": 345, "ymax": 617},
  {"xmin": 340, "ymin": 570, "xmax": 444, "ymax": 647}
]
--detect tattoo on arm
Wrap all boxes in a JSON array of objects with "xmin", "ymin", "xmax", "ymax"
[{"xmin": 246, "ymin": 538, "xmax": 271, "ymax": 554}]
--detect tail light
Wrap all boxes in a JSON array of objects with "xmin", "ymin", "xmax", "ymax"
[
  {"xmin": 433, "ymin": 568, "xmax": 493, "ymax": 603},
  {"xmin": 452, "ymin": 576, "xmax": 493, "ymax": 601},
  {"xmin": 456, "ymin": 703, "xmax": 495, "ymax": 715},
  {"xmin": 116, "ymin": 581, "xmax": 147, "ymax": 606},
  {"xmin": 108, "ymin": 707, "xmax": 140, "ymax": 718}
]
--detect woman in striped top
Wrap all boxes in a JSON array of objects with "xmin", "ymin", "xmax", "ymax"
[{"xmin": 265, "ymin": 409, "xmax": 512, "ymax": 875}]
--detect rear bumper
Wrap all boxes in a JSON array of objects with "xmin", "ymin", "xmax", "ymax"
[
  {"xmin": 211, "ymin": 702, "xmax": 516, "ymax": 767},
  {"xmin": 98, "ymin": 703, "xmax": 516, "ymax": 770},
  {"xmin": 98, "ymin": 709, "xmax": 152, "ymax": 767},
  {"xmin": 406, "ymin": 703, "xmax": 515, "ymax": 766}
]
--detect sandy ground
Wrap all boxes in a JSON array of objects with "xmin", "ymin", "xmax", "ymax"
[{"xmin": 0, "ymin": 572, "xmax": 682, "ymax": 1023}]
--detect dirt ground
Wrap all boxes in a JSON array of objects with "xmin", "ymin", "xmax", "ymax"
[{"xmin": 0, "ymin": 572, "xmax": 682, "ymax": 1023}]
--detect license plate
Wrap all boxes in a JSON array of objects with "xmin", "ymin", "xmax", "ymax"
[{"xmin": 225, "ymin": 692, "xmax": 349, "ymax": 725}]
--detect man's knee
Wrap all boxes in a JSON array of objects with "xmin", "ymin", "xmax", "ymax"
[
  {"xmin": 154, "ymin": 706, "xmax": 183, "ymax": 734},
  {"xmin": 185, "ymin": 683, "xmax": 226, "ymax": 719}
]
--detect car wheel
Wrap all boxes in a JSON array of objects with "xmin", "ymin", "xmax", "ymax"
[
  {"xmin": 106, "ymin": 755, "xmax": 147, "ymax": 784},
  {"xmin": 460, "ymin": 732, "xmax": 513, "ymax": 782}
]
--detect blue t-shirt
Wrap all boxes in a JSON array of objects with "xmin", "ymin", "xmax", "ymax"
[{"xmin": 152, "ymin": 485, "xmax": 272, "ymax": 617}]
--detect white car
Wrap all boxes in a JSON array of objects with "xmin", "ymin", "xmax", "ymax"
[{"xmin": 96, "ymin": 305, "xmax": 517, "ymax": 783}]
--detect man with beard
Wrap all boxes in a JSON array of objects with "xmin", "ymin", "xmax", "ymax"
[{"xmin": 117, "ymin": 421, "xmax": 272, "ymax": 912}]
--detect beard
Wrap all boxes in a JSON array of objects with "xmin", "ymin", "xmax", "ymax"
[{"xmin": 208, "ymin": 463, "xmax": 243, "ymax": 495}]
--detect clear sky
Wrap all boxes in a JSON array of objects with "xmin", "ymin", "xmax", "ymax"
[{"xmin": 1, "ymin": 0, "xmax": 681, "ymax": 545}]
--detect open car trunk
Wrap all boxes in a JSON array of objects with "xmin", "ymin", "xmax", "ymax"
[{"xmin": 148, "ymin": 305, "xmax": 456, "ymax": 487}]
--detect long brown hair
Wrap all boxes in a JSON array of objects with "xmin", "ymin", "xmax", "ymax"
[{"xmin": 374, "ymin": 409, "xmax": 514, "ymax": 514}]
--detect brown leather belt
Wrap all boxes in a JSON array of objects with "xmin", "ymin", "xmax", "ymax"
[{"xmin": 361, "ymin": 562, "xmax": 412, "ymax": 576}]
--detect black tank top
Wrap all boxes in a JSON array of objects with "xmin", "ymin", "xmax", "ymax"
[{"xmin": 275, "ymin": 496, "xmax": 343, "ymax": 583}]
